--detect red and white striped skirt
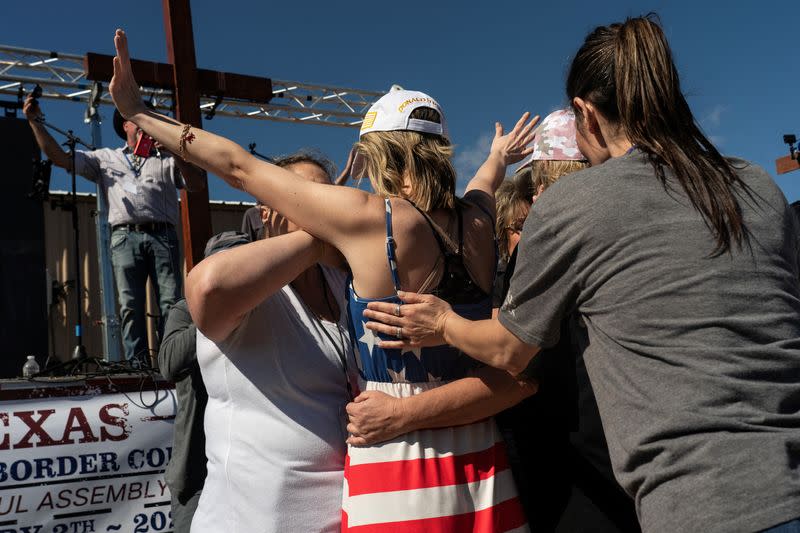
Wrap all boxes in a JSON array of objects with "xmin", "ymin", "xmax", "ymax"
[{"xmin": 342, "ymin": 381, "xmax": 529, "ymax": 532}]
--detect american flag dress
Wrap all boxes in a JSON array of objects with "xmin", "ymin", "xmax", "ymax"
[{"xmin": 341, "ymin": 199, "xmax": 528, "ymax": 532}]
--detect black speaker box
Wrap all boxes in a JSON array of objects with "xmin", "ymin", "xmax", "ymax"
[{"xmin": 0, "ymin": 116, "xmax": 47, "ymax": 378}]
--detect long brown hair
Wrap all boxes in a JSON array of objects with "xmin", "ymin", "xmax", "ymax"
[{"xmin": 566, "ymin": 14, "xmax": 747, "ymax": 255}]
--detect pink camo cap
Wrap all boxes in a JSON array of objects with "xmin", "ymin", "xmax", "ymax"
[{"xmin": 517, "ymin": 108, "xmax": 586, "ymax": 167}]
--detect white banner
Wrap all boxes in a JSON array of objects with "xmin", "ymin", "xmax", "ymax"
[{"xmin": 0, "ymin": 381, "xmax": 176, "ymax": 533}]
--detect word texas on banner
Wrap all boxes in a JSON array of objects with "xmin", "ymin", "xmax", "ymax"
[{"xmin": 0, "ymin": 383, "xmax": 176, "ymax": 533}]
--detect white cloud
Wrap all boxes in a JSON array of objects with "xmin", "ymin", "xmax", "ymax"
[
  {"xmin": 702, "ymin": 105, "xmax": 727, "ymax": 128},
  {"xmin": 454, "ymin": 132, "xmax": 493, "ymax": 194},
  {"xmin": 699, "ymin": 105, "xmax": 728, "ymax": 149}
]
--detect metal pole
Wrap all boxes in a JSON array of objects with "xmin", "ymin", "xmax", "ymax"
[{"xmin": 86, "ymin": 83, "xmax": 122, "ymax": 361}]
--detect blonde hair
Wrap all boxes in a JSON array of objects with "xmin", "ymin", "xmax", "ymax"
[
  {"xmin": 529, "ymin": 160, "xmax": 589, "ymax": 195},
  {"xmin": 354, "ymin": 107, "xmax": 456, "ymax": 211},
  {"xmin": 495, "ymin": 180, "xmax": 531, "ymax": 262}
]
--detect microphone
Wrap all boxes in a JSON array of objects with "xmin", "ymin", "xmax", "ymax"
[{"xmin": 29, "ymin": 85, "xmax": 46, "ymax": 122}]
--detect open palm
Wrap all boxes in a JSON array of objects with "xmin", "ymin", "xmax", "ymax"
[
  {"xmin": 491, "ymin": 112, "xmax": 540, "ymax": 166},
  {"xmin": 109, "ymin": 29, "xmax": 146, "ymax": 119}
]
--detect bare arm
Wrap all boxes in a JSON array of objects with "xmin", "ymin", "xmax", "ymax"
[
  {"xmin": 109, "ymin": 30, "xmax": 381, "ymax": 253},
  {"xmin": 440, "ymin": 311, "xmax": 540, "ymax": 374},
  {"xmin": 186, "ymin": 230, "xmax": 327, "ymax": 342},
  {"xmin": 23, "ymin": 96, "xmax": 71, "ymax": 170},
  {"xmin": 346, "ymin": 365, "xmax": 536, "ymax": 446},
  {"xmin": 463, "ymin": 113, "xmax": 539, "ymax": 210},
  {"xmin": 363, "ymin": 291, "xmax": 540, "ymax": 374}
]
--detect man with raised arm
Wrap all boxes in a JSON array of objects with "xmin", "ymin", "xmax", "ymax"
[{"xmin": 23, "ymin": 96, "xmax": 205, "ymax": 364}]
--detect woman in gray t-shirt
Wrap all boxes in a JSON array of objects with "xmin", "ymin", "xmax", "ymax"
[{"xmin": 361, "ymin": 15, "xmax": 800, "ymax": 533}]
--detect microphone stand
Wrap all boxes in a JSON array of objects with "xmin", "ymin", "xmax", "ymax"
[{"xmin": 33, "ymin": 115, "xmax": 101, "ymax": 375}]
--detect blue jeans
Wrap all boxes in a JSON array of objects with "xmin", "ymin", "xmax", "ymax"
[
  {"xmin": 111, "ymin": 226, "xmax": 181, "ymax": 363},
  {"xmin": 763, "ymin": 518, "xmax": 800, "ymax": 532}
]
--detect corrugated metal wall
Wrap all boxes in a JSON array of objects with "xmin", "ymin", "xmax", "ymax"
[{"xmin": 44, "ymin": 191, "xmax": 252, "ymax": 365}]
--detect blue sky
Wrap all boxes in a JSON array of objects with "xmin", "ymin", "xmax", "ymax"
[{"xmin": 2, "ymin": 1, "xmax": 799, "ymax": 202}]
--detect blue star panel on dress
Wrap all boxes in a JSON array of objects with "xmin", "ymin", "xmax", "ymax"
[
  {"xmin": 345, "ymin": 198, "xmax": 492, "ymax": 384},
  {"xmin": 347, "ymin": 287, "xmax": 488, "ymax": 383}
]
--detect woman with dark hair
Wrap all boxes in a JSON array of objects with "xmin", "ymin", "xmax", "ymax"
[
  {"xmin": 109, "ymin": 30, "xmax": 538, "ymax": 532},
  {"xmin": 494, "ymin": 110, "xmax": 639, "ymax": 532},
  {"xmin": 363, "ymin": 14, "xmax": 800, "ymax": 533}
]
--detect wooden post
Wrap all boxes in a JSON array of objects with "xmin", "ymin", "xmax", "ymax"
[
  {"xmin": 776, "ymin": 154, "xmax": 800, "ymax": 175},
  {"xmin": 162, "ymin": 0, "xmax": 211, "ymax": 270}
]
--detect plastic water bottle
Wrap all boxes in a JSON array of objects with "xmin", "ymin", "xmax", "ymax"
[{"xmin": 22, "ymin": 356, "xmax": 40, "ymax": 378}]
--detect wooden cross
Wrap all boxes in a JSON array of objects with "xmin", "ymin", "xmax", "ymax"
[{"xmin": 82, "ymin": 0, "xmax": 273, "ymax": 269}]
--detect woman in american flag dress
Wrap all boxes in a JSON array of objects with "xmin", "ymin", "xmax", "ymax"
[{"xmin": 109, "ymin": 31, "xmax": 537, "ymax": 531}]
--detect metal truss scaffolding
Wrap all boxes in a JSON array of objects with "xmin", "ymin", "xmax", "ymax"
[
  {"xmin": 0, "ymin": 45, "xmax": 384, "ymax": 128},
  {"xmin": 0, "ymin": 43, "xmax": 384, "ymax": 363}
]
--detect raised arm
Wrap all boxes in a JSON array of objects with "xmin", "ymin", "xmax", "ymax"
[
  {"xmin": 109, "ymin": 30, "xmax": 382, "ymax": 252},
  {"xmin": 463, "ymin": 113, "xmax": 539, "ymax": 211},
  {"xmin": 186, "ymin": 230, "xmax": 330, "ymax": 342},
  {"xmin": 23, "ymin": 96, "xmax": 72, "ymax": 170},
  {"xmin": 346, "ymin": 366, "xmax": 536, "ymax": 446}
]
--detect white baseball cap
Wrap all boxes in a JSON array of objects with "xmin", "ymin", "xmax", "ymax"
[{"xmin": 359, "ymin": 88, "xmax": 448, "ymax": 139}]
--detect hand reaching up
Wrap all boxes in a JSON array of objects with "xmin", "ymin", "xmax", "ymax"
[
  {"xmin": 490, "ymin": 112, "xmax": 540, "ymax": 166},
  {"xmin": 109, "ymin": 29, "xmax": 147, "ymax": 119},
  {"xmin": 464, "ymin": 112, "xmax": 541, "ymax": 198}
]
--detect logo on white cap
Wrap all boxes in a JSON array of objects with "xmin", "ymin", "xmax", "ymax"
[{"xmin": 359, "ymin": 89, "xmax": 448, "ymax": 139}]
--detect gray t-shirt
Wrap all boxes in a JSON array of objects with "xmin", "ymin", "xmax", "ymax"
[
  {"xmin": 500, "ymin": 151, "xmax": 800, "ymax": 533},
  {"xmin": 74, "ymin": 146, "xmax": 183, "ymax": 226}
]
